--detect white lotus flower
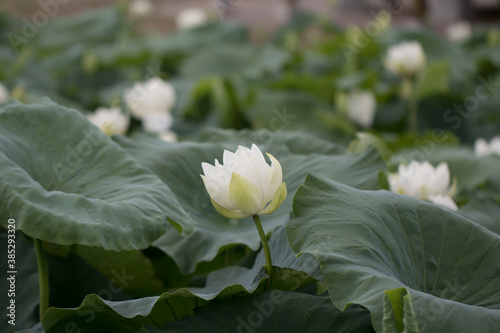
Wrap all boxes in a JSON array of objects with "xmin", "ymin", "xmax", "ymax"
[
  {"xmin": 175, "ymin": 8, "xmax": 208, "ymax": 30},
  {"xmin": 474, "ymin": 137, "xmax": 500, "ymax": 156},
  {"xmin": 447, "ymin": 21, "xmax": 472, "ymax": 43},
  {"xmin": 124, "ymin": 77, "xmax": 176, "ymax": 119},
  {"xmin": 87, "ymin": 107, "xmax": 130, "ymax": 136},
  {"xmin": 389, "ymin": 160, "xmax": 457, "ymax": 210},
  {"xmin": 142, "ymin": 113, "xmax": 174, "ymax": 134},
  {"xmin": 345, "ymin": 90, "xmax": 377, "ymax": 128},
  {"xmin": 159, "ymin": 131, "xmax": 178, "ymax": 143},
  {"xmin": 385, "ymin": 41, "xmax": 426, "ymax": 77},
  {"xmin": 128, "ymin": 0, "xmax": 154, "ymax": 19},
  {"xmin": 428, "ymin": 194, "xmax": 458, "ymax": 211},
  {"xmin": 0, "ymin": 83, "xmax": 9, "ymax": 102},
  {"xmin": 201, "ymin": 144, "xmax": 287, "ymax": 219}
]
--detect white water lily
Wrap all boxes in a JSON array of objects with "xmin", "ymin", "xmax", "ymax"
[
  {"xmin": 385, "ymin": 41, "xmax": 426, "ymax": 77},
  {"xmin": 175, "ymin": 8, "xmax": 208, "ymax": 30},
  {"xmin": 201, "ymin": 144, "xmax": 287, "ymax": 219},
  {"xmin": 0, "ymin": 83, "xmax": 9, "ymax": 102},
  {"xmin": 474, "ymin": 137, "xmax": 500, "ymax": 157},
  {"xmin": 124, "ymin": 77, "xmax": 176, "ymax": 120},
  {"xmin": 345, "ymin": 90, "xmax": 377, "ymax": 128},
  {"xmin": 87, "ymin": 107, "xmax": 130, "ymax": 136},
  {"xmin": 447, "ymin": 21, "xmax": 472, "ymax": 43},
  {"xmin": 128, "ymin": 0, "xmax": 154, "ymax": 19},
  {"xmin": 389, "ymin": 160, "xmax": 457, "ymax": 210}
]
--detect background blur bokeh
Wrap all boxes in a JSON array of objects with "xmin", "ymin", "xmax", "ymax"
[{"xmin": 3, "ymin": 0, "xmax": 500, "ymax": 37}]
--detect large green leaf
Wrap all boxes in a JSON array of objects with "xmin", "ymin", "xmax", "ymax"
[
  {"xmin": 41, "ymin": 225, "xmax": 319, "ymax": 332},
  {"xmin": 74, "ymin": 246, "xmax": 166, "ymax": 298},
  {"xmin": 46, "ymin": 249, "xmax": 130, "ymax": 309},
  {"xmin": 116, "ymin": 132, "xmax": 386, "ymax": 273},
  {"xmin": 269, "ymin": 72, "xmax": 338, "ymax": 101},
  {"xmin": 33, "ymin": 7, "xmax": 121, "ymax": 50},
  {"xmin": 17, "ymin": 323, "xmax": 44, "ymax": 333},
  {"xmin": 288, "ymin": 175, "xmax": 500, "ymax": 332},
  {"xmin": 92, "ymin": 22, "xmax": 248, "ymax": 67},
  {"xmin": 244, "ymin": 90, "xmax": 350, "ymax": 142},
  {"xmin": 0, "ymin": 230, "xmax": 39, "ymax": 332},
  {"xmin": 150, "ymin": 22, "xmax": 248, "ymax": 57},
  {"xmin": 142, "ymin": 290, "xmax": 375, "ymax": 333},
  {"xmin": 179, "ymin": 44, "xmax": 289, "ymax": 79},
  {"xmin": 42, "ymin": 270, "xmax": 262, "ymax": 332},
  {"xmin": 416, "ymin": 94, "xmax": 500, "ymax": 145},
  {"xmin": 198, "ymin": 128, "xmax": 345, "ymax": 155},
  {"xmin": 459, "ymin": 199, "xmax": 500, "ymax": 235},
  {"xmin": 0, "ymin": 98, "xmax": 195, "ymax": 251}
]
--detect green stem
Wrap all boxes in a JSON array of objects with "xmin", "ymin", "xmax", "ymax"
[
  {"xmin": 252, "ymin": 215, "xmax": 272, "ymax": 290},
  {"xmin": 34, "ymin": 239, "xmax": 49, "ymax": 320},
  {"xmin": 404, "ymin": 77, "xmax": 418, "ymax": 134},
  {"xmin": 409, "ymin": 91, "xmax": 418, "ymax": 134},
  {"xmin": 224, "ymin": 247, "xmax": 234, "ymax": 267}
]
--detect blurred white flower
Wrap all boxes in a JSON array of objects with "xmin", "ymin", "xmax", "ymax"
[
  {"xmin": 175, "ymin": 8, "xmax": 208, "ymax": 30},
  {"xmin": 87, "ymin": 107, "xmax": 130, "ymax": 136},
  {"xmin": 428, "ymin": 194, "xmax": 458, "ymax": 211},
  {"xmin": 142, "ymin": 113, "xmax": 174, "ymax": 134},
  {"xmin": 0, "ymin": 83, "xmax": 9, "ymax": 102},
  {"xmin": 159, "ymin": 131, "xmax": 178, "ymax": 143},
  {"xmin": 385, "ymin": 41, "xmax": 426, "ymax": 77},
  {"xmin": 124, "ymin": 77, "xmax": 176, "ymax": 119},
  {"xmin": 446, "ymin": 21, "xmax": 472, "ymax": 43},
  {"xmin": 474, "ymin": 137, "xmax": 500, "ymax": 156},
  {"xmin": 201, "ymin": 144, "xmax": 287, "ymax": 219},
  {"xmin": 345, "ymin": 90, "xmax": 377, "ymax": 128},
  {"xmin": 128, "ymin": 0, "xmax": 154, "ymax": 19},
  {"xmin": 389, "ymin": 160, "xmax": 457, "ymax": 210}
]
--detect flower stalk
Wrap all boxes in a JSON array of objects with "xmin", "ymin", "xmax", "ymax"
[
  {"xmin": 253, "ymin": 215, "xmax": 272, "ymax": 290},
  {"xmin": 201, "ymin": 144, "xmax": 286, "ymax": 289},
  {"xmin": 408, "ymin": 78, "xmax": 418, "ymax": 134},
  {"xmin": 34, "ymin": 238, "xmax": 49, "ymax": 320},
  {"xmin": 402, "ymin": 77, "xmax": 418, "ymax": 133}
]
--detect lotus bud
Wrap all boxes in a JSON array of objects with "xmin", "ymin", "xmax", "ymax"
[
  {"xmin": 385, "ymin": 41, "xmax": 426, "ymax": 77},
  {"xmin": 345, "ymin": 90, "xmax": 377, "ymax": 128},
  {"xmin": 87, "ymin": 107, "xmax": 130, "ymax": 136}
]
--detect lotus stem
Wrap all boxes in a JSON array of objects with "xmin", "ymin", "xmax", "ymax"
[
  {"xmin": 252, "ymin": 215, "xmax": 273, "ymax": 290},
  {"xmin": 409, "ymin": 86, "xmax": 418, "ymax": 134},
  {"xmin": 403, "ymin": 77, "xmax": 418, "ymax": 133},
  {"xmin": 34, "ymin": 238, "xmax": 49, "ymax": 320}
]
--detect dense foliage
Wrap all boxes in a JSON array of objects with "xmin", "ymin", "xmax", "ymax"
[{"xmin": 1, "ymin": 5, "xmax": 500, "ymax": 333}]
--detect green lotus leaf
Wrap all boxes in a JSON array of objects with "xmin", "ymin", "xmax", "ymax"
[
  {"xmin": 142, "ymin": 290, "xmax": 375, "ymax": 333},
  {"xmin": 41, "ymin": 225, "xmax": 319, "ymax": 332},
  {"xmin": 0, "ymin": 98, "xmax": 195, "ymax": 251},
  {"xmin": 288, "ymin": 175, "xmax": 500, "ymax": 332}
]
